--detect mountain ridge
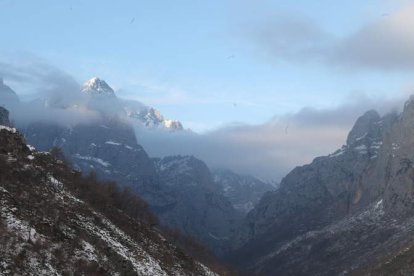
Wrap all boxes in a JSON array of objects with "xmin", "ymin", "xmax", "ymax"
[
  {"xmin": 0, "ymin": 107, "xmax": 219, "ymax": 275},
  {"xmin": 227, "ymin": 97, "xmax": 414, "ymax": 275}
]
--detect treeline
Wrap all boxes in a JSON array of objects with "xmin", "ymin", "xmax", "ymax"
[{"xmin": 49, "ymin": 147, "xmax": 236, "ymax": 276}]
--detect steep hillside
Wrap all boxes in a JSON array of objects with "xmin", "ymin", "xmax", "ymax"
[
  {"xmin": 229, "ymin": 98, "xmax": 414, "ymax": 275},
  {"xmin": 21, "ymin": 116, "xmax": 239, "ymax": 256},
  {"xmin": 23, "ymin": 120, "xmax": 160, "ymax": 197},
  {"xmin": 213, "ymin": 170, "xmax": 275, "ymax": 213},
  {"xmin": 1, "ymin": 78, "xmax": 239, "ymax": 256},
  {"xmin": 153, "ymin": 156, "xmax": 242, "ymax": 256},
  {"xmin": 0, "ymin": 109, "xmax": 217, "ymax": 275},
  {"xmin": 0, "ymin": 78, "xmax": 19, "ymax": 109}
]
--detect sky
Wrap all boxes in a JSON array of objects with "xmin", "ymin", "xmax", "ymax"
[{"xmin": 1, "ymin": 0, "xmax": 414, "ymax": 180}]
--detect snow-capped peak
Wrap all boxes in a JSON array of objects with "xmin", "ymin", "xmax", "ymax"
[{"xmin": 82, "ymin": 77, "xmax": 116, "ymax": 97}]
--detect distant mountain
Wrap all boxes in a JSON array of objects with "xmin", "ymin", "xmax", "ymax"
[
  {"xmin": 0, "ymin": 106, "xmax": 10, "ymax": 126},
  {"xmin": 0, "ymin": 107, "xmax": 217, "ymax": 275},
  {"xmin": 82, "ymin": 77, "xmax": 117, "ymax": 98},
  {"xmin": 23, "ymin": 119, "xmax": 160, "ymax": 196},
  {"xmin": 228, "ymin": 97, "xmax": 414, "ymax": 275},
  {"xmin": 122, "ymin": 99, "xmax": 183, "ymax": 131},
  {"xmin": 8, "ymin": 78, "xmax": 237, "ymax": 255},
  {"xmin": 153, "ymin": 155, "xmax": 242, "ymax": 256},
  {"xmin": 0, "ymin": 78, "xmax": 19, "ymax": 108},
  {"xmin": 82, "ymin": 77, "xmax": 183, "ymax": 131},
  {"xmin": 213, "ymin": 170, "xmax": 275, "ymax": 213}
]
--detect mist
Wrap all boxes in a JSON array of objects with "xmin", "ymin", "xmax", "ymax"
[
  {"xmin": 0, "ymin": 60, "xmax": 408, "ymax": 181},
  {"xmin": 135, "ymin": 94, "xmax": 405, "ymax": 181}
]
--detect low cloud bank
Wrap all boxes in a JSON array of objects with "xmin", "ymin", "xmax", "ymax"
[
  {"xmin": 136, "ymin": 95, "xmax": 404, "ymax": 181},
  {"xmin": 0, "ymin": 59, "xmax": 408, "ymax": 181}
]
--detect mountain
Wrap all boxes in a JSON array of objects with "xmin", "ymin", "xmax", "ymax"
[
  {"xmin": 82, "ymin": 77, "xmax": 183, "ymax": 131},
  {"xmin": 122, "ymin": 99, "xmax": 183, "ymax": 131},
  {"xmin": 23, "ymin": 119, "xmax": 160, "ymax": 195},
  {"xmin": 0, "ymin": 78, "xmax": 19, "ymax": 108},
  {"xmin": 153, "ymin": 156, "xmax": 242, "ymax": 256},
  {"xmin": 213, "ymin": 170, "xmax": 275, "ymax": 213},
  {"xmin": 13, "ymin": 79, "xmax": 237, "ymax": 255},
  {"xmin": 228, "ymin": 97, "xmax": 414, "ymax": 275},
  {"xmin": 0, "ymin": 107, "xmax": 217, "ymax": 275},
  {"xmin": 82, "ymin": 77, "xmax": 116, "ymax": 98},
  {"xmin": 0, "ymin": 106, "xmax": 10, "ymax": 126}
]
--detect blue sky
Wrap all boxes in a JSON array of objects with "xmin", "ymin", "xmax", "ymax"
[{"xmin": 1, "ymin": 0, "xmax": 413, "ymax": 132}]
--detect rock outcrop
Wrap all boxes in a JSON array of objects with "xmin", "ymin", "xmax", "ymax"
[
  {"xmin": 0, "ymin": 106, "xmax": 10, "ymax": 127},
  {"xmin": 213, "ymin": 169, "xmax": 275, "ymax": 213},
  {"xmin": 153, "ymin": 155, "xmax": 242, "ymax": 256}
]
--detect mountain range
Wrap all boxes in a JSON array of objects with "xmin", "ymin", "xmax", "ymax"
[
  {"xmin": 0, "ymin": 106, "xmax": 219, "ymax": 275},
  {"xmin": 227, "ymin": 97, "xmax": 414, "ymax": 275},
  {"xmin": 0, "ymin": 77, "xmax": 272, "ymax": 258},
  {"xmin": 8, "ymin": 75, "xmax": 414, "ymax": 275}
]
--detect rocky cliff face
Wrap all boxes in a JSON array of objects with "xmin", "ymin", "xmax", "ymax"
[
  {"xmin": 233, "ymin": 109, "xmax": 389, "ymax": 248},
  {"xmin": 213, "ymin": 170, "xmax": 275, "ymax": 214},
  {"xmin": 17, "ymin": 79, "xmax": 237, "ymax": 256},
  {"xmin": 0, "ymin": 109, "xmax": 217, "ymax": 275},
  {"xmin": 122, "ymin": 99, "xmax": 183, "ymax": 131},
  {"xmin": 0, "ymin": 106, "xmax": 10, "ymax": 127},
  {"xmin": 0, "ymin": 79, "xmax": 19, "ymax": 109},
  {"xmin": 22, "ymin": 120, "xmax": 159, "ymax": 195},
  {"xmin": 153, "ymin": 156, "xmax": 242, "ymax": 256},
  {"xmin": 228, "ymin": 102, "xmax": 414, "ymax": 275},
  {"xmin": 21, "ymin": 119, "xmax": 239, "ymax": 256}
]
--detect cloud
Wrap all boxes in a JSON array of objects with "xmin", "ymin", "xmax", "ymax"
[
  {"xmin": 332, "ymin": 5, "xmax": 414, "ymax": 70},
  {"xmin": 249, "ymin": 15, "xmax": 332, "ymax": 64},
  {"xmin": 248, "ymin": 4, "xmax": 414, "ymax": 70},
  {"xmin": 0, "ymin": 58, "xmax": 408, "ymax": 181},
  {"xmin": 135, "ymin": 93, "xmax": 405, "ymax": 181},
  {"xmin": 0, "ymin": 57, "xmax": 98, "ymax": 126},
  {"xmin": 0, "ymin": 56, "xmax": 82, "ymax": 103}
]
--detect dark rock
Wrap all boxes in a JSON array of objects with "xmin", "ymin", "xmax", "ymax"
[{"xmin": 0, "ymin": 106, "xmax": 10, "ymax": 127}]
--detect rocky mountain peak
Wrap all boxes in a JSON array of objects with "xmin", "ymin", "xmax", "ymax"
[
  {"xmin": 81, "ymin": 77, "xmax": 116, "ymax": 98},
  {"xmin": 155, "ymin": 155, "xmax": 210, "ymax": 181},
  {"xmin": 124, "ymin": 101, "xmax": 184, "ymax": 131},
  {"xmin": 400, "ymin": 94, "xmax": 414, "ymax": 125},
  {"xmin": 163, "ymin": 119, "xmax": 183, "ymax": 130},
  {"xmin": 346, "ymin": 109, "xmax": 381, "ymax": 146}
]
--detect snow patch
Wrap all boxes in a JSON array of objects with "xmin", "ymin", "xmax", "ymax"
[
  {"xmin": 27, "ymin": 144, "xmax": 36, "ymax": 151},
  {"xmin": 73, "ymin": 154, "xmax": 111, "ymax": 167},
  {"xmin": 1, "ymin": 206, "xmax": 38, "ymax": 242},
  {"xmin": 355, "ymin": 132, "xmax": 368, "ymax": 141},
  {"xmin": 78, "ymin": 214, "xmax": 168, "ymax": 276},
  {"xmin": 48, "ymin": 175, "xmax": 63, "ymax": 191},
  {"xmin": 354, "ymin": 144, "xmax": 368, "ymax": 154},
  {"xmin": 208, "ymin": 233, "xmax": 229, "ymax": 241},
  {"xmin": 392, "ymin": 143, "xmax": 400, "ymax": 151},
  {"xmin": 329, "ymin": 146, "xmax": 346, "ymax": 158},
  {"xmin": 0, "ymin": 125, "xmax": 16, "ymax": 133},
  {"xmin": 105, "ymin": 141, "xmax": 121, "ymax": 146}
]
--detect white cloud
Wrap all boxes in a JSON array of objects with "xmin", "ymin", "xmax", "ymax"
[
  {"xmin": 136, "ymin": 93, "xmax": 405, "ymax": 181},
  {"xmin": 248, "ymin": 3, "xmax": 414, "ymax": 71},
  {"xmin": 331, "ymin": 4, "xmax": 414, "ymax": 70}
]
